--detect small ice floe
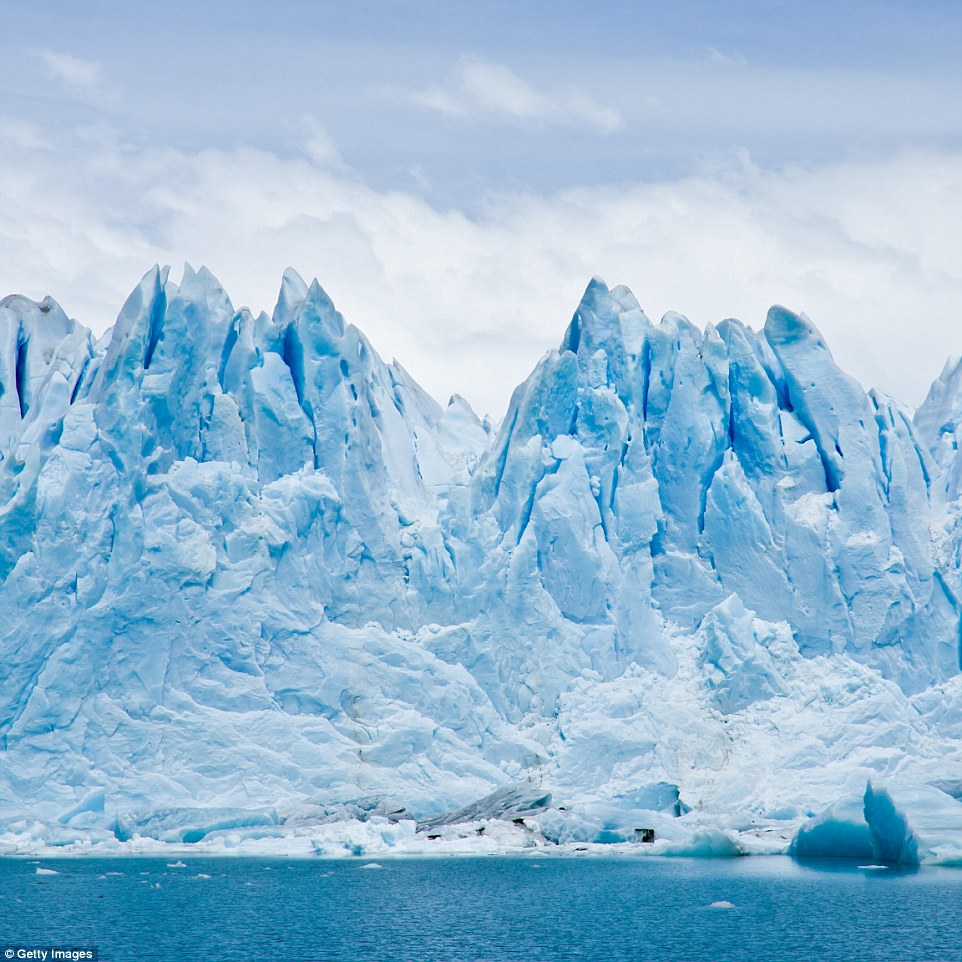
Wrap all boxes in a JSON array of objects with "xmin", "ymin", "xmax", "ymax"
[
  {"xmin": 152, "ymin": 883, "xmax": 161, "ymax": 889},
  {"xmin": 359, "ymin": 862, "xmax": 383, "ymax": 870},
  {"xmin": 194, "ymin": 873, "xmax": 212, "ymax": 879},
  {"xmin": 167, "ymin": 861, "xmax": 187, "ymax": 868},
  {"xmin": 105, "ymin": 872, "xmax": 123, "ymax": 876},
  {"xmin": 858, "ymin": 865, "xmax": 890, "ymax": 871},
  {"xmin": 35, "ymin": 867, "xmax": 59, "ymax": 876},
  {"xmin": 707, "ymin": 900, "xmax": 736, "ymax": 910}
]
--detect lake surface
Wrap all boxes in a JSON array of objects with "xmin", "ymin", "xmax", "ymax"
[{"xmin": 2, "ymin": 855, "xmax": 962, "ymax": 961}]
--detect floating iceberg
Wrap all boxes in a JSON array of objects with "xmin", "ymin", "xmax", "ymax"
[
  {"xmin": 1, "ymin": 266, "xmax": 962, "ymax": 860},
  {"xmin": 863, "ymin": 781, "xmax": 962, "ymax": 865},
  {"xmin": 790, "ymin": 796, "xmax": 874, "ymax": 860}
]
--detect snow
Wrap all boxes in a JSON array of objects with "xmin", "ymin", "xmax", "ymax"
[{"xmin": 1, "ymin": 266, "xmax": 962, "ymax": 862}]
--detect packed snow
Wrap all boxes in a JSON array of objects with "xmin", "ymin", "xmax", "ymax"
[{"xmin": 1, "ymin": 266, "xmax": 962, "ymax": 864}]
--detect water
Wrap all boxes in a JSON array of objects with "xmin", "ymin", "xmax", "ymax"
[{"xmin": 3, "ymin": 855, "xmax": 962, "ymax": 962}]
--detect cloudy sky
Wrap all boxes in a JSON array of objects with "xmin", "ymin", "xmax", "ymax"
[{"xmin": 2, "ymin": 0, "xmax": 960, "ymax": 417}]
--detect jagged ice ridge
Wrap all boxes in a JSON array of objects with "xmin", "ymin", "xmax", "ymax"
[{"xmin": 3, "ymin": 265, "xmax": 962, "ymax": 863}]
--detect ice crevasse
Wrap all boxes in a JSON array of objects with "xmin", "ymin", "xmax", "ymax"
[{"xmin": 2, "ymin": 265, "xmax": 962, "ymax": 861}]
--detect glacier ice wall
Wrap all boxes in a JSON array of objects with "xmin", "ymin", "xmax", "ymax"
[{"xmin": 1, "ymin": 266, "xmax": 962, "ymax": 854}]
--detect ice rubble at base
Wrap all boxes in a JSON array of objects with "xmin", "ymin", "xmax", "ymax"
[{"xmin": 3, "ymin": 266, "xmax": 962, "ymax": 863}]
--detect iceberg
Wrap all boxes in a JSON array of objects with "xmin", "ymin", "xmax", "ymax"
[
  {"xmin": 790, "ymin": 796, "xmax": 874, "ymax": 860},
  {"xmin": 1, "ymin": 265, "xmax": 962, "ymax": 859},
  {"xmin": 863, "ymin": 781, "xmax": 962, "ymax": 865}
]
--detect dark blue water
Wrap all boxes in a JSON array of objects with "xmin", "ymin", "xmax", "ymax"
[{"xmin": 2, "ymin": 855, "xmax": 962, "ymax": 962}]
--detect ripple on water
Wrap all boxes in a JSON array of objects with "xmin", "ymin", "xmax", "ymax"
[{"xmin": 3, "ymin": 856, "xmax": 962, "ymax": 962}]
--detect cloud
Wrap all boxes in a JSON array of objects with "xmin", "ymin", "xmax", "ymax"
[
  {"xmin": 38, "ymin": 49, "xmax": 100, "ymax": 89},
  {"xmin": 38, "ymin": 49, "xmax": 101, "ymax": 88},
  {"xmin": 410, "ymin": 56, "xmax": 623, "ymax": 134},
  {"xmin": 0, "ymin": 122, "xmax": 960, "ymax": 420},
  {"xmin": 36, "ymin": 49, "xmax": 115, "ymax": 104},
  {"xmin": 705, "ymin": 46, "xmax": 747, "ymax": 67},
  {"xmin": 300, "ymin": 116, "xmax": 343, "ymax": 168}
]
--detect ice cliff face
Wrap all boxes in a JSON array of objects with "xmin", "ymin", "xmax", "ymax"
[
  {"xmin": 2, "ymin": 266, "xmax": 962, "ymax": 861},
  {"xmin": 449, "ymin": 279, "xmax": 957, "ymax": 707}
]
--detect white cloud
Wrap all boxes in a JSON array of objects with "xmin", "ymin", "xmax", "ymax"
[
  {"xmin": 0, "ymin": 123, "xmax": 960, "ymax": 420},
  {"xmin": 410, "ymin": 56, "xmax": 623, "ymax": 134},
  {"xmin": 301, "ymin": 116, "xmax": 343, "ymax": 168},
  {"xmin": 36, "ymin": 49, "xmax": 116, "ymax": 106},
  {"xmin": 705, "ymin": 46, "xmax": 746, "ymax": 67},
  {"xmin": 459, "ymin": 59, "xmax": 557, "ymax": 119},
  {"xmin": 38, "ymin": 49, "xmax": 99, "ymax": 88}
]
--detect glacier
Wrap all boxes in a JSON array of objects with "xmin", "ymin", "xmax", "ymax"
[{"xmin": 2, "ymin": 265, "xmax": 962, "ymax": 863}]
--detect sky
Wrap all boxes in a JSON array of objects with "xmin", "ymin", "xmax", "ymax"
[{"xmin": 1, "ymin": 0, "xmax": 961, "ymax": 417}]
